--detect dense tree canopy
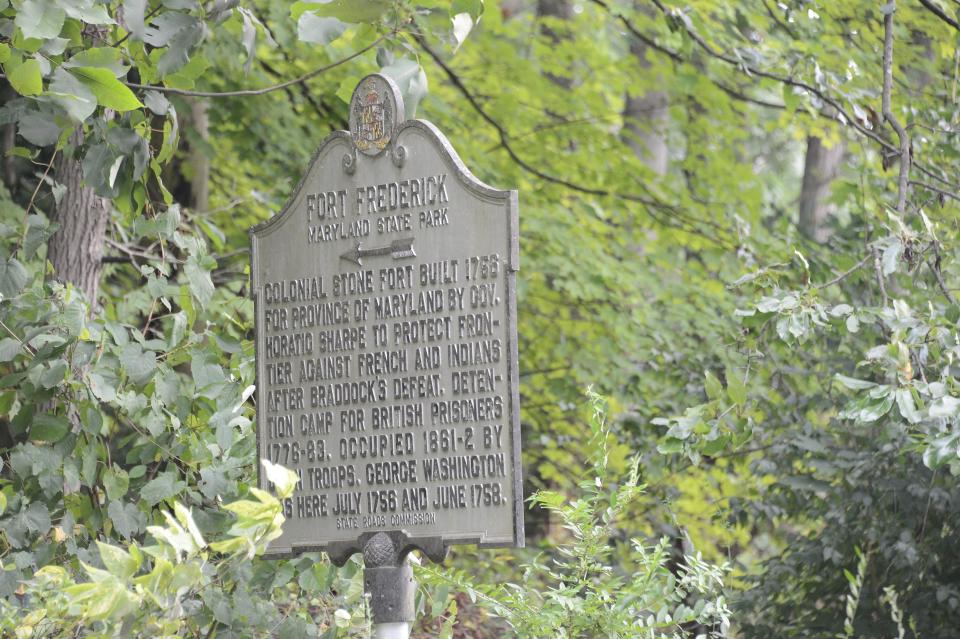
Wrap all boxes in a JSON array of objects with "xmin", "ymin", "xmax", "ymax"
[{"xmin": 0, "ymin": 0, "xmax": 958, "ymax": 637}]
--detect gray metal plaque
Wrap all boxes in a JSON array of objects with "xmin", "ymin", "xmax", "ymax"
[{"xmin": 251, "ymin": 74, "xmax": 522, "ymax": 558}]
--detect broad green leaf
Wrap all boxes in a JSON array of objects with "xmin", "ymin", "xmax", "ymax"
[
  {"xmin": 122, "ymin": 0, "xmax": 147, "ymax": 40},
  {"xmin": 381, "ymin": 58, "xmax": 428, "ymax": 119},
  {"xmin": 39, "ymin": 359, "xmax": 67, "ymax": 388},
  {"xmin": 60, "ymin": 0, "xmax": 114, "ymax": 24},
  {"xmin": 835, "ymin": 374, "xmax": 876, "ymax": 390},
  {"xmin": 96, "ymin": 541, "xmax": 141, "ymax": 579},
  {"xmin": 291, "ymin": 0, "xmax": 391, "ymax": 23},
  {"xmin": 119, "ymin": 342, "xmax": 156, "ymax": 386},
  {"xmin": 451, "ymin": 12, "xmax": 474, "ymax": 52},
  {"xmin": 184, "ymin": 256, "xmax": 214, "ymax": 308},
  {"xmin": 0, "ymin": 44, "xmax": 10, "ymax": 63},
  {"xmin": 451, "ymin": 0, "xmax": 484, "ymax": 19},
  {"xmin": 15, "ymin": 0, "xmax": 66, "ymax": 40},
  {"xmin": 69, "ymin": 67, "xmax": 143, "ymax": 111},
  {"xmin": 261, "ymin": 458, "xmax": 300, "ymax": 499},
  {"xmin": 704, "ymin": 371, "xmax": 722, "ymax": 401},
  {"xmin": 0, "ymin": 338, "xmax": 22, "ymax": 362},
  {"xmin": 0, "ymin": 257, "xmax": 28, "ymax": 298},
  {"xmin": 297, "ymin": 12, "xmax": 346, "ymax": 45},
  {"xmin": 108, "ymin": 500, "xmax": 145, "ymax": 539},
  {"xmin": 7, "ymin": 58, "xmax": 43, "ymax": 96},
  {"xmin": 141, "ymin": 473, "xmax": 185, "ymax": 506},
  {"xmin": 48, "ymin": 68, "xmax": 97, "ymax": 122},
  {"xmin": 103, "ymin": 466, "xmax": 130, "ymax": 500},
  {"xmin": 64, "ymin": 48, "xmax": 128, "ymax": 77},
  {"xmin": 895, "ymin": 388, "xmax": 921, "ymax": 424},
  {"xmin": 31, "ymin": 414, "xmax": 70, "ymax": 442},
  {"xmin": 18, "ymin": 111, "xmax": 61, "ymax": 146},
  {"xmin": 726, "ymin": 367, "xmax": 747, "ymax": 405}
]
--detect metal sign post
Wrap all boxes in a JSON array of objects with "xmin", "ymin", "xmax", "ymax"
[{"xmin": 250, "ymin": 73, "xmax": 523, "ymax": 632}]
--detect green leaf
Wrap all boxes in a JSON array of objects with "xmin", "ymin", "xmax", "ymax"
[
  {"xmin": 96, "ymin": 541, "xmax": 141, "ymax": 580},
  {"xmin": 381, "ymin": 58, "xmax": 428, "ymax": 119},
  {"xmin": 122, "ymin": 0, "xmax": 147, "ymax": 40},
  {"xmin": 0, "ymin": 338, "xmax": 22, "ymax": 362},
  {"xmin": 15, "ymin": 0, "xmax": 66, "ymax": 40},
  {"xmin": 103, "ymin": 466, "xmax": 130, "ymax": 500},
  {"xmin": 291, "ymin": 0, "xmax": 391, "ymax": 23},
  {"xmin": 48, "ymin": 68, "xmax": 98, "ymax": 122},
  {"xmin": 184, "ymin": 256, "xmax": 214, "ymax": 308},
  {"xmin": 69, "ymin": 67, "xmax": 143, "ymax": 111},
  {"xmin": 39, "ymin": 359, "xmax": 67, "ymax": 388},
  {"xmin": 108, "ymin": 500, "xmax": 145, "ymax": 539},
  {"xmin": 119, "ymin": 342, "xmax": 156, "ymax": 386},
  {"xmin": 895, "ymin": 389, "xmax": 921, "ymax": 424},
  {"xmin": 0, "ymin": 257, "xmax": 27, "ymax": 299},
  {"xmin": 7, "ymin": 59, "xmax": 43, "ymax": 96},
  {"xmin": 261, "ymin": 459, "xmax": 300, "ymax": 499},
  {"xmin": 64, "ymin": 48, "xmax": 128, "ymax": 77},
  {"xmin": 0, "ymin": 44, "xmax": 10, "ymax": 64},
  {"xmin": 704, "ymin": 371, "xmax": 722, "ymax": 401},
  {"xmin": 141, "ymin": 473, "xmax": 185, "ymax": 506},
  {"xmin": 835, "ymin": 374, "xmax": 876, "ymax": 390},
  {"xmin": 451, "ymin": 0, "xmax": 484, "ymax": 20},
  {"xmin": 31, "ymin": 414, "xmax": 70, "ymax": 442},
  {"xmin": 19, "ymin": 111, "xmax": 61, "ymax": 146},
  {"xmin": 60, "ymin": 0, "xmax": 114, "ymax": 25},
  {"xmin": 726, "ymin": 367, "xmax": 747, "ymax": 405},
  {"xmin": 297, "ymin": 12, "xmax": 346, "ymax": 45}
]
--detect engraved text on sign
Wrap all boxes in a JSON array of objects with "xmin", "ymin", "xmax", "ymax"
[{"xmin": 251, "ymin": 74, "xmax": 522, "ymax": 556}]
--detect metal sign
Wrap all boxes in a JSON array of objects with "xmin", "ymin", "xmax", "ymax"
[{"xmin": 250, "ymin": 73, "xmax": 522, "ymax": 560}]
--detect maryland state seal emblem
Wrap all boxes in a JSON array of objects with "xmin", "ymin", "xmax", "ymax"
[{"xmin": 348, "ymin": 74, "xmax": 403, "ymax": 156}]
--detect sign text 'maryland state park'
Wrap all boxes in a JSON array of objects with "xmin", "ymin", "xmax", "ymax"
[{"xmin": 250, "ymin": 74, "xmax": 522, "ymax": 556}]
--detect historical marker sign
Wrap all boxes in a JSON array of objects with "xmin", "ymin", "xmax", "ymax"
[{"xmin": 251, "ymin": 74, "xmax": 522, "ymax": 558}]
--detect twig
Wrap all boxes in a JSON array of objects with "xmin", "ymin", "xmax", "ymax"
[
  {"xmin": 636, "ymin": 0, "xmax": 958, "ymax": 194},
  {"xmin": 909, "ymin": 180, "xmax": 960, "ymax": 203},
  {"xmin": 928, "ymin": 237, "xmax": 957, "ymax": 305},
  {"xmin": 125, "ymin": 34, "xmax": 387, "ymax": 98},
  {"xmin": 15, "ymin": 150, "xmax": 58, "ymax": 254},
  {"xmin": 814, "ymin": 254, "xmax": 872, "ymax": 289},
  {"xmin": 414, "ymin": 30, "xmax": 736, "ymax": 247},
  {"xmin": 918, "ymin": 0, "xmax": 960, "ymax": 31},
  {"xmin": 882, "ymin": 2, "xmax": 911, "ymax": 216},
  {"xmin": 874, "ymin": 247, "xmax": 890, "ymax": 305}
]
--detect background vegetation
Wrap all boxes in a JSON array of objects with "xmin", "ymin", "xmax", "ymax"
[{"xmin": 0, "ymin": 0, "xmax": 958, "ymax": 636}]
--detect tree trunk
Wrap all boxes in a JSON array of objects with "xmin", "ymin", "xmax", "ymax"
[
  {"xmin": 623, "ymin": 8, "xmax": 669, "ymax": 175},
  {"xmin": 48, "ymin": 129, "xmax": 110, "ymax": 306},
  {"xmin": 188, "ymin": 98, "xmax": 210, "ymax": 212},
  {"xmin": 798, "ymin": 136, "xmax": 844, "ymax": 243}
]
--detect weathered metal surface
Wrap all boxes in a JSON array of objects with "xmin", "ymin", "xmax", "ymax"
[{"xmin": 250, "ymin": 73, "xmax": 523, "ymax": 558}]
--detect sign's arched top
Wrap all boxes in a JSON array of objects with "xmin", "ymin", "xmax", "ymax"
[{"xmin": 348, "ymin": 73, "xmax": 405, "ymax": 157}]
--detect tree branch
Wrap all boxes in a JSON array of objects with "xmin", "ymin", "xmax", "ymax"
[
  {"xmin": 414, "ymin": 31, "xmax": 736, "ymax": 246},
  {"xmin": 882, "ymin": 2, "xmax": 911, "ymax": 215},
  {"xmin": 814, "ymin": 254, "xmax": 872, "ymax": 289},
  {"xmin": 635, "ymin": 0, "xmax": 957, "ymax": 194},
  {"xmin": 918, "ymin": 0, "xmax": 960, "ymax": 31},
  {"xmin": 125, "ymin": 34, "xmax": 387, "ymax": 98},
  {"xmin": 909, "ymin": 180, "xmax": 960, "ymax": 203}
]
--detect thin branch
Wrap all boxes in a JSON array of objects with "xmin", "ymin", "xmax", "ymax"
[
  {"xmin": 909, "ymin": 180, "xmax": 960, "ymax": 203},
  {"xmin": 633, "ymin": 0, "xmax": 958, "ymax": 193},
  {"xmin": 918, "ymin": 0, "xmax": 960, "ymax": 31},
  {"xmin": 414, "ymin": 31, "xmax": 735, "ymax": 246},
  {"xmin": 874, "ymin": 247, "xmax": 890, "ymax": 305},
  {"xmin": 15, "ymin": 149, "xmax": 58, "ymax": 255},
  {"xmin": 814, "ymin": 254, "xmax": 872, "ymax": 289},
  {"xmin": 928, "ymin": 258, "xmax": 957, "ymax": 304},
  {"xmin": 882, "ymin": 3, "xmax": 911, "ymax": 215},
  {"xmin": 125, "ymin": 34, "xmax": 387, "ymax": 98}
]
